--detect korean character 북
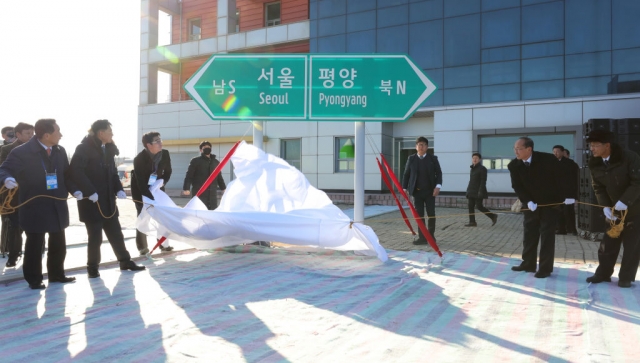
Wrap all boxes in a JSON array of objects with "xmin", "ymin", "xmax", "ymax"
[
  {"xmin": 380, "ymin": 80, "xmax": 392, "ymax": 95},
  {"xmin": 339, "ymin": 68, "xmax": 357, "ymax": 88},
  {"xmin": 318, "ymin": 68, "xmax": 335, "ymax": 88},
  {"xmin": 213, "ymin": 80, "xmax": 226, "ymax": 95},
  {"xmin": 278, "ymin": 68, "xmax": 294, "ymax": 88},
  {"xmin": 258, "ymin": 68, "xmax": 274, "ymax": 85}
]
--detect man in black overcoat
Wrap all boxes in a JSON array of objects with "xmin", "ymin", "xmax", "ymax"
[
  {"xmin": 552, "ymin": 145, "xmax": 579, "ymax": 235},
  {"xmin": 508, "ymin": 137, "xmax": 574, "ymax": 278},
  {"xmin": 182, "ymin": 141, "xmax": 226, "ymax": 210},
  {"xmin": 465, "ymin": 152, "xmax": 497, "ymax": 227},
  {"xmin": 0, "ymin": 119, "xmax": 79, "ymax": 289},
  {"xmin": 585, "ymin": 130, "xmax": 640, "ymax": 288},
  {"xmin": 402, "ymin": 136, "xmax": 442, "ymax": 245},
  {"xmin": 70, "ymin": 120, "xmax": 145, "ymax": 278}
]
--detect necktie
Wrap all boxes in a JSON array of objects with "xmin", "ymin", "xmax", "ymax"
[
  {"xmin": 46, "ymin": 147, "xmax": 51, "ymax": 156},
  {"xmin": 524, "ymin": 161, "xmax": 530, "ymax": 167},
  {"xmin": 603, "ymin": 159, "xmax": 609, "ymax": 166}
]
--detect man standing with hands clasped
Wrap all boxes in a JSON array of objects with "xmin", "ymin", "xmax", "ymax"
[
  {"xmin": 70, "ymin": 120, "xmax": 145, "ymax": 278},
  {"xmin": 508, "ymin": 137, "xmax": 574, "ymax": 278},
  {"xmin": 585, "ymin": 130, "xmax": 640, "ymax": 288},
  {"xmin": 402, "ymin": 136, "xmax": 443, "ymax": 244}
]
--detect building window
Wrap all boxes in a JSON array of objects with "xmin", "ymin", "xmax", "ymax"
[
  {"xmin": 335, "ymin": 137, "xmax": 355, "ymax": 173},
  {"xmin": 265, "ymin": 2, "xmax": 281, "ymax": 27},
  {"xmin": 158, "ymin": 10, "xmax": 172, "ymax": 46},
  {"xmin": 479, "ymin": 133, "xmax": 574, "ymax": 172},
  {"xmin": 189, "ymin": 18, "xmax": 201, "ymax": 41},
  {"xmin": 281, "ymin": 139, "xmax": 301, "ymax": 170}
]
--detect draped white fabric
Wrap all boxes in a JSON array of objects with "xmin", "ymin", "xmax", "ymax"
[{"xmin": 137, "ymin": 141, "xmax": 388, "ymax": 261}]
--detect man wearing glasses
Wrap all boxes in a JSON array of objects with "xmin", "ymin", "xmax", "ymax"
[
  {"xmin": 402, "ymin": 136, "xmax": 443, "ymax": 245},
  {"xmin": 508, "ymin": 137, "xmax": 573, "ymax": 278},
  {"xmin": 131, "ymin": 131, "xmax": 173, "ymax": 255},
  {"xmin": 585, "ymin": 129, "xmax": 640, "ymax": 288}
]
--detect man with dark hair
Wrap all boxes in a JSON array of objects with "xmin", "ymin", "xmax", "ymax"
[
  {"xmin": 131, "ymin": 131, "xmax": 173, "ymax": 254},
  {"xmin": 1, "ymin": 126, "xmax": 15, "ymax": 146},
  {"xmin": 0, "ymin": 122, "xmax": 34, "ymax": 267},
  {"xmin": 70, "ymin": 120, "xmax": 145, "ymax": 278},
  {"xmin": 0, "ymin": 126, "xmax": 16, "ymax": 257},
  {"xmin": 564, "ymin": 149, "xmax": 571, "ymax": 158},
  {"xmin": 552, "ymin": 145, "xmax": 579, "ymax": 235},
  {"xmin": 585, "ymin": 130, "xmax": 640, "ymax": 288},
  {"xmin": 465, "ymin": 152, "xmax": 497, "ymax": 227},
  {"xmin": 508, "ymin": 137, "xmax": 573, "ymax": 278},
  {"xmin": 183, "ymin": 141, "xmax": 226, "ymax": 210},
  {"xmin": 402, "ymin": 136, "xmax": 443, "ymax": 244},
  {"xmin": 0, "ymin": 119, "xmax": 80, "ymax": 289}
]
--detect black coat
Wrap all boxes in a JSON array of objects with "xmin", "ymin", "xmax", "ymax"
[
  {"xmin": 589, "ymin": 143, "xmax": 640, "ymax": 218},
  {"xmin": 0, "ymin": 137, "xmax": 77, "ymax": 233},
  {"xmin": 70, "ymin": 136, "xmax": 123, "ymax": 223},
  {"xmin": 182, "ymin": 154, "xmax": 226, "ymax": 208},
  {"xmin": 131, "ymin": 149, "xmax": 172, "ymax": 201},
  {"xmin": 466, "ymin": 163, "xmax": 488, "ymax": 199},
  {"xmin": 0, "ymin": 139, "xmax": 26, "ymax": 222},
  {"xmin": 402, "ymin": 153, "xmax": 443, "ymax": 194},
  {"xmin": 508, "ymin": 151, "xmax": 565, "ymax": 206}
]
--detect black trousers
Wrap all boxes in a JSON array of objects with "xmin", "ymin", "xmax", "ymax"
[
  {"xmin": 6, "ymin": 216, "xmax": 23, "ymax": 259},
  {"xmin": 413, "ymin": 188, "xmax": 436, "ymax": 240},
  {"xmin": 24, "ymin": 231, "xmax": 66, "ymax": 285},
  {"xmin": 85, "ymin": 217, "xmax": 131, "ymax": 269},
  {"xmin": 0, "ymin": 217, "xmax": 7, "ymax": 255},
  {"xmin": 521, "ymin": 207, "xmax": 558, "ymax": 273},
  {"xmin": 556, "ymin": 205, "xmax": 577, "ymax": 233},
  {"xmin": 134, "ymin": 201, "xmax": 148, "ymax": 251},
  {"xmin": 595, "ymin": 212, "xmax": 640, "ymax": 282},
  {"xmin": 468, "ymin": 198, "xmax": 495, "ymax": 223}
]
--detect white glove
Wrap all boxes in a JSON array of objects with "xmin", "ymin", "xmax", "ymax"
[
  {"xmin": 73, "ymin": 191, "xmax": 83, "ymax": 201},
  {"xmin": 88, "ymin": 193, "xmax": 99, "ymax": 203},
  {"xmin": 564, "ymin": 198, "xmax": 575, "ymax": 205},
  {"xmin": 4, "ymin": 178, "xmax": 17, "ymax": 189},
  {"xmin": 603, "ymin": 207, "xmax": 617, "ymax": 221},
  {"xmin": 117, "ymin": 190, "xmax": 127, "ymax": 199},
  {"xmin": 614, "ymin": 201, "xmax": 628, "ymax": 211},
  {"xmin": 527, "ymin": 201, "xmax": 537, "ymax": 211},
  {"xmin": 142, "ymin": 196, "xmax": 155, "ymax": 206}
]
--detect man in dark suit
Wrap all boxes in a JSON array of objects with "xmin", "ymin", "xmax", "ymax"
[
  {"xmin": 552, "ymin": 145, "xmax": 579, "ymax": 235},
  {"xmin": 402, "ymin": 136, "xmax": 442, "ymax": 245},
  {"xmin": 585, "ymin": 130, "xmax": 640, "ymax": 288},
  {"xmin": 182, "ymin": 141, "xmax": 226, "ymax": 210},
  {"xmin": 70, "ymin": 120, "xmax": 145, "ymax": 278},
  {"xmin": 0, "ymin": 122, "xmax": 34, "ymax": 268},
  {"xmin": 0, "ymin": 119, "xmax": 79, "ymax": 289},
  {"xmin": 508, "ymin": 137, "xmax": 574, "ymax": 278}
]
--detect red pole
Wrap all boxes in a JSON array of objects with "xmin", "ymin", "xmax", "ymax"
[{"xmin": 376, "ymin": 158, "xmax": 416, "ymax": 235}]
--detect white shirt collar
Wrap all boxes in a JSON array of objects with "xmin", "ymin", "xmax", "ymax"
[
  {"xmin": 603, "ymin": 156, "xmax": 610, "ymax": 162},
  {"xmin": 524, "ymin": 155, "xmax": 532, "ymax": 164},
  {"xmin": 37, "ymin": 139, "xmax": 50, "ymax": 150}
]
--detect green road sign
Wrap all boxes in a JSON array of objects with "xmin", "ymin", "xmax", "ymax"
[{"xmin": 183, "ymin": 54, "xmax": 437, "ymax": 122}]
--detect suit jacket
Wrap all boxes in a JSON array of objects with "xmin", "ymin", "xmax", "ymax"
[
  {"xmin": 70, "ymin": 136, "xmax": 124, "ymax": 223},
  {"xmin": 466, "ymin": 163, "xmax": 488, "ymax": 199},
  {"xmin": 0, "ymin": 137, "xmax": 77, "ymax": 233},
  {"xmin": 131, "ymin": 149, "xmax": 172, "ymax": 201},
  {"xmin": 507, "ymin": 151, "xmax": 564, "ymax": 206},
  {"xmin": 0, "ymin": 139, "xmax": 26, "ymax": 222},
  {"xmin": 402, "ymin": 153, "xmax": 443, "ymax": 194},
  {"xmin": 589, "ymin": 143, "xmax": 640, "ymax": 218}
]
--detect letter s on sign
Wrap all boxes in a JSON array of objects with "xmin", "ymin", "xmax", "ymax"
[{"xmin": 229, "ymin": 80, "xmax": 235, "ymax": 94}]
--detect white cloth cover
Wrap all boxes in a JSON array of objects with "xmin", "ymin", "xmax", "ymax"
[{"xmin": 137, "ymin": 141, "xmax": 388, "ymax": 262}]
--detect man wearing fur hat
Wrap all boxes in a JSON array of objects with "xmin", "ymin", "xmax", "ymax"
[{"xmin": 586, "ymin": 129, "xmax": 640, "ymax": 288}]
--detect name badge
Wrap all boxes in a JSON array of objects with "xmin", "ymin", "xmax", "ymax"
[
  {"xmin": 46, "ymin": 173, "xmax": 58, "ymax": 190},
  {"xmin": 148, "ymin": 173, "xmax": 157, "ymax": 186}
]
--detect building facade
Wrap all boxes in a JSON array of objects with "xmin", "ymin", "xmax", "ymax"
[{"xmin": 140, "ymin": 0, "xmax": 640, "ymax": 194}]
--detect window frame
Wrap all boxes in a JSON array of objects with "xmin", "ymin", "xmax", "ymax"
[
  {"xmin": 280, "ymin": 138, "xmax": 301, "ymax": 170},
  {"xmin": 188, "ymin": 18, "xmax": 201, "ymax": 41},
  {"xmin": 335, "ymin": 136, "xmax": 355, "ymax": 173},
  {"xmin": 265, "ymin": 1, "xmax": 281, "ymax": 27}
]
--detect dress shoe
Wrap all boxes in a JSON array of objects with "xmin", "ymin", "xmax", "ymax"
[
  {"xmin": 511, "ymin": 265, "xmax": 536, "ymax": 272},
  {"xmin": 490, "ymin": 215, "xmax": 498, "ymax": 226},
  {"xmin": 29, "ymin": 283, "xmax": 46, "ymax": 290},
  {"xmin": 88, "ymin": 268, "xmax": 100, "ymax": 278},
  {"xmin": 139, "ymin": 248, "xmax": 150, "ymax": 256},
  {"xmin": 159, "ymin": 245, "xmax": 174, "ymax": 252},
  {"xmin": 120, "ymin": 260, "xmax": 146, "ymax": 271},
  {"xmin": 412, "ymin": 238, "xmax": 428, "ymax": 245},
  {"xmin": 6, "ymin": 258, "xmax": 17, "ymax": 268},
  {"xmin": 586, "ymin": 275, "xmax": 611, "ymax": 283},
  {"xmin": 618, "ymin": 280, "xmax": 632, "ymax": 288},
  {"xmin": 464, "ymin": 222, "xmax": 477, "ymax": 227},
  {"xmin": 534, "ymin": 271, "xmax": 551, "ymax": 278},
  {"xmin": 49, "ymin": 276, "xmax": 76, "ymax": 283}
]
